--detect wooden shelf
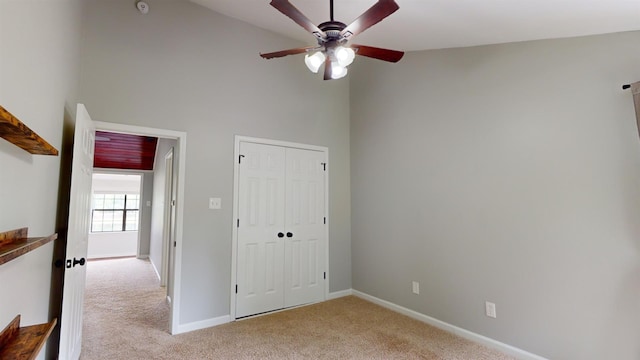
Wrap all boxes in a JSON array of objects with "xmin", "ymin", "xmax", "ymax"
[
  {"xmin": 0, "ymin": 228, "xmax": 57, "ymax": 266},
  {"xmin": 0, "ymin": 315, "xmax": 57, "ymax": 360},
  {"xmin": 0, "ymin": 105, "xmax": 58, "ymax": 155}
]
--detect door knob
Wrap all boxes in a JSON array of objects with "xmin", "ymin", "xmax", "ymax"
[
  {"xmin": 286, "ymin": 232, "xmax": 293, "ymax": 238},
  {"xmin": 66, "ymin": 257, "xmax": 86, "ymax": 268},
  {"xmin": 277, "ymin": 232, "xmax": 284, "ymax": 238}
]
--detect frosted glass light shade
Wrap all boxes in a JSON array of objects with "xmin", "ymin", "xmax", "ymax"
[
  {"xmin": 304, "ymin": 51, "xmax": 326, "ymax": 73},
  {"xmin": 335, "ymin": 46, "xmax": 355, "ymax": 67},
  {"xmin": 331, "ymin": 63, "xmax": 348, "ymax": 79}
]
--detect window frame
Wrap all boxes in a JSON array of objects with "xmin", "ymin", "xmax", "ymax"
[{"xmin": 91, "ymin": 193, "xmax": 140, "ymax": 233}]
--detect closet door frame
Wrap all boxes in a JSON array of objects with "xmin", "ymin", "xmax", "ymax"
[{"xmin": 231, "ymin": 135, "xmax": 329, "ymax": 320}]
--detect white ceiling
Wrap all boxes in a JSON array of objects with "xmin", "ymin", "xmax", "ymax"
[{"xmin": 190, "ymin": 0, "xmax": 640, "ymax": 51}]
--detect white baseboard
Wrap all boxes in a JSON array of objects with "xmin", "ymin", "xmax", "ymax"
[
  {"xmin": 174, "ymin": 315, "xmax": 231, "ymax": 335},
  {"xmin": 169, "ymin": 288, "xmax": 544, "ymax": 360},
  {"xmin": 137, "ymin": 255, "xmax": 149, "ymax": 260},
  {"xmin": 352, "ymin": 290, "xmax": 547, "ymax": 360},
  {"xmin": 328, "ymin": 289, "xmax": 353, "ymax": 300},
  {"xmin": 149, "ymin": 258, "xmax": 161, "ymax": 281}
]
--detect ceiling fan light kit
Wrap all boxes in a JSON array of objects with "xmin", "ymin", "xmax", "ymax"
[
  {"xmin": 335, "ymin": 46, "xmax": 356, "ymax": 67},
  {"xmin": 304, "ymin": 52, "xmax": 326, "ymax": 73},
  {"xmin": 260, "ymin": 0, "xmax": 404, "ymax": 80},
  {"xmin": 330, "ymin": 62, "xmax": 348, "ymax": 79}
]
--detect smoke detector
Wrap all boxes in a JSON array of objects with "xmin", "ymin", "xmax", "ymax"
[{"xmin": 136, "ymin": 1, "xmax": 149, "ymax": 14}]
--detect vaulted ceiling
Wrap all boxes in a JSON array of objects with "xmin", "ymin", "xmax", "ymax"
[{"xmin": 191, "ymin": 0, "xmax": 640, "ymax": 51}]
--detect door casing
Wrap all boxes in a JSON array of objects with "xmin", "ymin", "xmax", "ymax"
[
  {"xmin": 231, "ymin": 135, "xmax": 330, "ymax": 319},
  {"xmin": 161, "ymin": 148, "xmax": 174, "ymax": 294}
]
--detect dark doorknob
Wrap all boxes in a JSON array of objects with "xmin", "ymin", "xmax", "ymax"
[
  {"xmin": 286, "ymin": 232, "xmax": 293, "ymax": 238},
  {"xmin": 66, "ymin": 257, "xmax": 86, "ymax": 268},
  {"xmin": 277, "ymin": 232, "xmax": 284, "ymax": 238}
]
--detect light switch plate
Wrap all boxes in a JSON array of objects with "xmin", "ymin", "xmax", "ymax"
[
  {"xmin": 209, "ymin": 197, "xmax": 221, "ymax": 210},
  {"xmin": 412, "ymin": 281, "xmax": 419, "ymax": 295},
  {"xmin": 485, "ymin": 301, "xmax": 497, "ymax": 318}
]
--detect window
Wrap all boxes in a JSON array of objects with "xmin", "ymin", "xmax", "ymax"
[{"xmin": 91, "ymin": 194, "xmax": 140, "ymax": 232}]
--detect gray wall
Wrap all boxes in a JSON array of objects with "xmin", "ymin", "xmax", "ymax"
[
  {"xmin": 150, "ymin": 138, "xmax": 177, "ymax": 276},
  {"xmin": 79, "ymin": 0, "xmax": 352, "ymax": 325},
  {"xmin": 350, "ymin": 31, "xmax": 640, "ymax": 359},
  {"xmin": 0, "ymin": 0, "xmax": 82, "ymax": 358}
]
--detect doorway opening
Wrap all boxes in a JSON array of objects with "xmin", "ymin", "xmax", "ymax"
[
  {"xmin": 52, "ymin": 107, "xmax": 188, "ymax": 359},
  {"xmin": 91, "ymin": 121, "xmax": 187, "ymax": 335}
]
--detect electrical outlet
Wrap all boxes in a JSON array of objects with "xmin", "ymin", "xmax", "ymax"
[
  {"xmin": 412, "ymin": 281, "xmax": 419, "ymax": 295},
  {"xmin": 209, "ymin": 197, "xmax": 221, "ymax": 210},
  {"xmin": 485, "ymin": 301, "xmax": 496, "ymax": 318}
]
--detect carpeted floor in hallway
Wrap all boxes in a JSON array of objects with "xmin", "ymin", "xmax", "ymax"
[{"xmin": 81, "ymin": 258, "xmax": 515, "ymax": 359}]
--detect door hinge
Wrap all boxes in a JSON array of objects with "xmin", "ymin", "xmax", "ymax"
[
  {"xmin": 324, "ymin": 272, "xmax": 326, "ymax": 280},
  {"xmin": 239, "ymin": 154, "xmax": 245, "ymax": 164},
  {"xmin": 174, "ymin": 241, "xmax": 177, "ymax": 247},
  {"xmin": 237, "ymin": 219, "xmax": 240, "ymax": 228},
  {"xmin": 324, "ymin": 217, "xmax": 326, "ymax": 224},
  {"xmin": 235, "ymin": 284, "xmax": 238, "ymax": 294},
  {"xmin": 321, "ymin": 162, "xmax": 327, "ymax": 171}
]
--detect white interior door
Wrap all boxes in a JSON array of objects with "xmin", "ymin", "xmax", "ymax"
[
  {"xmin": 284, "ymin": 148, "xmax": 326, "ymax": 307},
  {"xmin": 59, "ymin": 104, "xmax": 95, "ymax": 360},
  {"xmin": 236, "ymin": 142, "xmax": 286, "ymax": 317},
  {"xmin": 235, "ymin": 140, "xmax": 326, "ymax": 318}
]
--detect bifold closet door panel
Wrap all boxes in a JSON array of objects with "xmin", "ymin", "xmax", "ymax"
[
  {"xmin": 236, "ymin": 142, "xmax": 286, "ymax": 318},
  {"xmin": 284, "ymin": 147, "xmax": 326, "ymax": 308}
]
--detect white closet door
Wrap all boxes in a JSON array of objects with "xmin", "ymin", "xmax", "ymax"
[
  {"xmin": 283, "ymin": 148, "xmax": 326, "ymax": 307},
  {"xmin": 236, "ymin": 142, "xmax": 286, "ymax": 318}
]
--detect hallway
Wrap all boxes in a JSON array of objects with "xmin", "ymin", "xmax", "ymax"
[{"xmin": 80, "ymin": 258, "xmax": 169, "ymax": 359}]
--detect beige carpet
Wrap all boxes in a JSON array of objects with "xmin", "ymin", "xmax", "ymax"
[{"xmin": 81, "ymin": 258, "xmax": 515, "ymax": 360}]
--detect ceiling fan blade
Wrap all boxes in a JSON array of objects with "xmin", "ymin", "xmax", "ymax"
[
  {"xmin": 270, "ymin": 0, "xmax": 325, "ymax": 40},
  {"xmin": 352, "ymin": 44, "xmax": 404, "ymax": 63},
  {"xmin": 324, "ymin": 56, "xmax": 332, "ymax": 80},
  {"xmin": 260, "ymin": 46, "xmax": 316, "ymax": 59},
  {"xmin": 340, "ymin": 0, "xmax": 399, "ymax": 40}
]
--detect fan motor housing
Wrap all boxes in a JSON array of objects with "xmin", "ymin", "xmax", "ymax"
[{"xmin": 318, "ymin": 21, "xmax": 347, "ymax": 41}]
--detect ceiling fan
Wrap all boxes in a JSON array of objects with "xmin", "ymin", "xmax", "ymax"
[{"xmin": 260, "ymin": 0, "xmax": 404, "ymax": 80}]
